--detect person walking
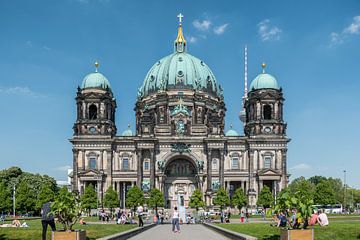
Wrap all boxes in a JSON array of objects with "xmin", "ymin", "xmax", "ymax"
[
  {"xmin": 41, "ymin": 201, "xmax": 56, "ymax": 240},
  {"xmin": 137, "ymin": 204, "xmax": 144, "ymax": 227},
  {"xmin": 172, "ymin": 207, "xmax": 180, "ymax": 233}
]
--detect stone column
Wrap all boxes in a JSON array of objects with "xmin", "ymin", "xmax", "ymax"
[
  {"xmin": 219, "ymin": 149, "xmax": 225, "ymax": 188},
  {"xmin": 100, "ymin": 150, "xmax": 104, "ymax": 170},
  {"xmin": 150, "ymin": 150, "xmax": 156, "ymax": 189},
  {"xmin": 106, "ymin": 150, "xmax": 113, "ymax": 189},
  {"xmin": 281, "ymin": 149, "xmax": 288, "ymax": 189},
  {"xmin": 259, "ymin": 180, "xmax": 263, "ymax": 193},
  {"xmin": 137, "ymin": 150, "xmax": 143, "ymax": 187},
  {"xmin": 206, "ymin": 150, "xmax": 212, "ymax": 191},
  {"xmin": 72, "ymin": 149, "xmax": 79, "ymax": 192},
  {"xmin": 241, "ymin": 181, "xmax": 245, "ymax": 192},
  {"xmin": 81, "ymin": 150, "xmax": 85, "ymax": 170},
  {"xmin": 122, "ymin": 182, "xmax": 126, "ymax": 209}
]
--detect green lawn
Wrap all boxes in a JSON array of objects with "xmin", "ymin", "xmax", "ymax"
[
  {"xmin": 0, "ymin": 219, "xmax": 136, "ymax": 240},
  {"xmin": 218, "ymin": 222, "xmax": 360, "ymax": 240}
]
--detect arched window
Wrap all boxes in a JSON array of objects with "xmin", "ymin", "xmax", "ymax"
[
  {"xmin": 89, "ymin": 155, "xmax": 97, "ymax": 169},
  {"xmin": 122, "ymin": 158, "xmax": 129, "ymax": 170},
  {"xmin": 263, "ymin": 105, "xmax": 272, "ymax": 120},
  {"xmin": 212, "ymin": 159, "xmax": 218, "ymax": 170},
  {"xmin": 89, "ymin": 104, "xmax": 97, "ymax": 120},
  {"xmin": 264, "ymin": 156, "xmax": 271, "ymax": 169}
]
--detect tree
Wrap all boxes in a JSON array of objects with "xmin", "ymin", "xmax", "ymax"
[
  {"xmin": 81, "ymin": 184, "xmax": 98, "ymax": 216},
  {"xmin": 126, "ymin": 186, "xmax": 145, "ymax": 212},
  {"xmin": 213, "ymin": 188, "xmax": 230, "ymax": 210},
  {"xmin": 16, "ymin": 181, "xmax": 36, "ymax": 214},
  {"xmin": 51, "ymin": 187, "xmax": 82, "ymax": 231},
  {"xmin": 288, "ymin": 177, "xmax": 315, "ymax": 201},
  {"xmin": 231, "ymin": 188, "xmax": 247, "ymax": 213},
  {"xmin": 257, "ymin": 185, "xmax": 274, "ymax": 208},
  {"xmin": 35, "ymin": 186, "xmax": 55, "ymax": 213},
  {"xmin": 189, "ymin": 189, "xmax": 205, "ymax": 211},
  {"xmin": 147, "ymin": 188, "xmax": 165, "ymax": 215},
  {"xmin": 0, "ymin": 182, "xmax": 12, "ymax": 213},
  {"xmin": 104, "ymin": 186, "xmax": 118, "ymax": 215},
  {"xmin": 314, "ymin": 180, "xmax": 336, "ymax": 205}
]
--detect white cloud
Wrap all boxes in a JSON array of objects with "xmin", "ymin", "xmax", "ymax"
[
  {"xmin": 193, "ymin": 19, "xmax": 212, "ymax": 31},
  {"xmin": 55, "ymin": 165, "xmax": 72, "ymax": 172},
  {"xmin": 26, "ymin": 41, "xmax": 33, "ymax": 47},
  {"xmin": 0, "ymin": 86, "xmax": 43, "ymax": 98},
  {"xmin": 43, "ymin": 46, "xmax": 51, "ymax": 51},
  {"xmin": 213, "ymin": 23, "xmax": 229, "ymax": 35},
  {"xmin": 188, "ymin": 36, "xmax": 197, "ymax": 43},
  {"xmin": 290, "ymin": 163, "xmax": 313, "ymax": 171},
  {"xmin": 344, "ymin": 16, "xmax": 360, "ymax": 34},
  {"xmin": 329, "ymin": 15, "xmax": 360, "ymax": 46},
  {"xmin": 257, "ymin": 19, "xmax": 282, "ymax": 41}
]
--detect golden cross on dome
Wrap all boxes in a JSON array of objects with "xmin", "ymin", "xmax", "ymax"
[{"xmin": 177, "ymin": 13, "xmax": 184, "ymax": 24}]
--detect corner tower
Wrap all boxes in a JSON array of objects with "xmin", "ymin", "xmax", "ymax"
[
  {"xmin": 244, "ymin": 63, "xmax": 286, "ymax": 137},
  {"xmin": 73, "ymin": 61, "xmax": 117, "ymax": 137}
]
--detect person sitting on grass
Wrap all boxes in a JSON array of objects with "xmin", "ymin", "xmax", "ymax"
[
  {"xmin": 277, "ymin": 212, "xmax": 289, "ymax": 228},
  {"xmin": 308, "ymin": 211, "xmax": 319, "ymax": 226},
  {"xmin": 79, "ymin": 218, "xmax": 86, "ymax": 225},
  {"xmin": 317, "ymin": 210, "xmax": 329, "ymax": 226},
  {"xmin": 12, "ymin": 219, "xmax": 21, "ymax": 227}
]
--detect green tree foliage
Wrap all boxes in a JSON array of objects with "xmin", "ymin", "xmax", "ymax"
[
  {"xmin": 213, "ymin": 188, "xmax": 230, "ymax": 210},
  {"xmin": 126, "ymin": 186, "xmax": 145, "ymax": 212},
  {"xmin": 81, "ymin": 184, "xmax": 98, "ymax": 216},
  {"xmin": 189, "ymin": 189, "xmax": 205, "ymax": 211},
  {"xmin": 51, "ymin": 187, "xmax": 82, "ymax": 231},
  {"xmin": 308, "ymin": 175, "xmax": 327, "ymax": 185},
  {"xmin": 314, "ymin": 180, "xmax": 336, "ymax": 205},
  {"xmin": 104, "ymin": 186, "xmax": 118, "ymax": 214},
  {"xmin": 0, "ymin": 182, "xmax": 12, "ymax": 213},
  {"xmin": 288, "ymin": 177, "xmax": 315, "ymax": 201},
  {"xmin": 232, "ymin": 188, "xmax": 247, "ymax": 212},
  {"xmin": 257, "ymin": 185, "xmax": 274, "ymax": 208},
  {"xmin": 147, "ymin": 188, "xmax": 165, "ymax": 214},
  {"xmin": 16, "ymin": 181, "xmax": 36, "ymax": 214},
  {"xmin": 36, "ymin": 186, "xmax": 55, "ymax": 213}
]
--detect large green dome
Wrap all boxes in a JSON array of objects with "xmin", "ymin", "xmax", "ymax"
[
  {"xmin": 138, "ymin": 52, "xmax": 221, "ymax": 98},
  {"xmin": 81, "ymin": 72, "xmax": 111, "ymax": 90},
  {"xmin": 138, "ymin": 24, "xmax": 222, "ymax": 99}
]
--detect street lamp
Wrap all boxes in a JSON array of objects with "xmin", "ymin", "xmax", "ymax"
[
  {"xmin": 343, "ymin": 170, "xmax": 347, "ymax": 211},
  {"xmin": 13, "ymin": 185, "xmax": 16, "ymax": 218}
]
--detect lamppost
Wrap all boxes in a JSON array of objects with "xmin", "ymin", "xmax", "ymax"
[
  {"xmin": 13, "ymin": 184, "xmax": 16, "ymax": 218},
  {"xmin": 343, "ymin": 170, "xmax": 347, "ymax": 211}
]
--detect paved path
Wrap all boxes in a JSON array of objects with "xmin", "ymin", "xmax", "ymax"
[{"xmin": 128, "ymin": 224, "xmax": 230, "ymax": 240}]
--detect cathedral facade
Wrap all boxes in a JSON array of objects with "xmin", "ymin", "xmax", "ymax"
[{"xmin": 70, "ymin": 18, "xmax": 290, "ymax": 210}]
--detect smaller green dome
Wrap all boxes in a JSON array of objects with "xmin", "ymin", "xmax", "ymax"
[
  {"xmin": 81, "ymin": 72, "xmax": 111, "ymax": 90},
  {"xmin": 122, "ymin": 126, "xmax": 133, "ymax": 136},
  {"xmin": 249, "ymin": 73, "xmax": 279, "ymax": 91},
  {"xmin": 225, "ymin": 126, "xmax": 239, "ymax": 136}
]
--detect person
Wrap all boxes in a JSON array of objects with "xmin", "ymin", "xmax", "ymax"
[
  {"xmin": 116, "ymin": 210, "xmax": 121, "ymax": 224},
  {"xmin": 308, "ymin": 211, "xmax": 318, "ymax": 226},
  {"xmin": 290, "ymin": 209, "xmax": 299, "ymax": 229},
  {"xmin": 79, "ymin": 218, "xmax": 86, "ymax": 225},
  {"xmin": 41, "ymin": 201, "xmax": 56, "ymax": 240},
  {"xmin": 261, "ymin": 210, "xmax": 266, "ymax": 220},
  {"xmin": 12, "ymin": 219, "xmax": 21, "ymax": 227},
  {"xmin": 240, "ymin": 211, "xmax": 245, "ymax": 223},
  {"xmin": 137, "ymin": 204, "xmax": 144, "ymax": 227},
  {"xmin": 245, "ymin": 210, "xmax": 250, "ymax": 222},
  {"xmin": 160, "ymin": 212, "xmax": 164, "ymax": 224},
  {"xmin": 317, "ymin": 210, "xmax": 329, "ymax": 226},
  {"xmin": 277, "ymin": 212, "xmax": 288, "ymax": 228},
  {"xmin": 172, "ymin": 206, "xmax": 180, "ymax": 233},
  {"xmin": 220, "ymin": 211, "xmax": 224, "ymax": 223}
]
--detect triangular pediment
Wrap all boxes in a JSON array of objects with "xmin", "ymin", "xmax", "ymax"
[
  {"xmin": 82, "ymin": 169, "xmax": 101, "ymax": 176},
  {"xmin": 258, "ymin": 169, "xmax": 280, "ymax": 176}
]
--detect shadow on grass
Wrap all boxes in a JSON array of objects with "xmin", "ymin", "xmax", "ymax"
[
  {"xmin": 0, "ymin": 234, "xmax": 5, "ymax": 240},
  {"xmin": 357, "ymin": 233, "xmax": 360, "ymax": 239},
  {"xmin": 261, "ymin": 235, "xmax": 280, "ymax": 240}
]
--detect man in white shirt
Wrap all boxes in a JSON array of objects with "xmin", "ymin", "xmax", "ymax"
[
  {"xmin": 317, "ymin": 210, "xmax": 329, "ymax": 226},
  {"xmin": 137, "ymin": 204, "xmax": 144, "ymax": 227}
]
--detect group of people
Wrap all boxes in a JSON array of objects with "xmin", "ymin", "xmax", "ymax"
[
  {"xmin": 0, "ymin": 218, "xmax": 29, "ymax": 228},
  {"xmin": 275, "ymin": 209, "xmax": 329, "ymax": 229}
]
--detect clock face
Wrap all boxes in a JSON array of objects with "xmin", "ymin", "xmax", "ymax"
[
  {"xmin": 264, "ymin": 127, "xmax": 272, "ymax": 133},
  {"xmin": 89, "ymin": 127, "xmax": 96, "ymax": 134}
]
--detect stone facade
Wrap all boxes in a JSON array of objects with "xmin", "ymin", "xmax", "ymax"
[{"xmin": 70, "ymin": 22, "xmax": 290, "ymax": 209}]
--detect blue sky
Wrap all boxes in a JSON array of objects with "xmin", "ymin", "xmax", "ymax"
[{"xmin": 0, "ymin": 0, "xmax": 359, "ymax": 188}]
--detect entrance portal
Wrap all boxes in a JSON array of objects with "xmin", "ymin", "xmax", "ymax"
[{"xmin": 163, "ymin": 158, "xmax": 198, "ymax": 216}]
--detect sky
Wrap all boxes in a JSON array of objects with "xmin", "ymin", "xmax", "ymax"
[{"xmin": 0, "ymin": 0, "xmax": 359, "ymax": 188}]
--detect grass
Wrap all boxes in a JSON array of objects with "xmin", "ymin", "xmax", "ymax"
[
  {"xmin": 0, "ymin": 219, "xmax": 136, "ymax": 240},
  {"xmin": 218, "ymin": 222, "xmax": 360, "ymax": 240}
]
